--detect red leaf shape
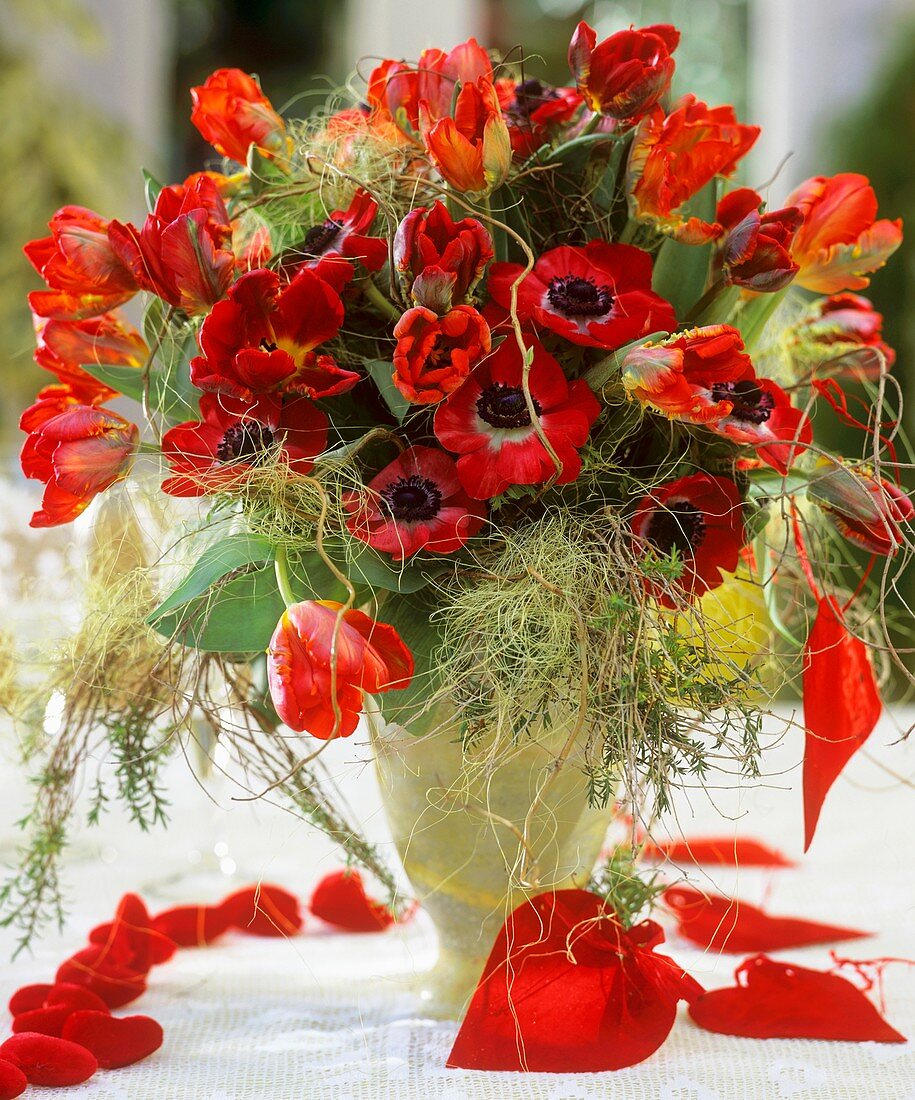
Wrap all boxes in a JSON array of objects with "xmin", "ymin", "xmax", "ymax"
[
  {"xmin": 43, "ymin": 983, "xmax": 110, "ymax": 1015},
  {"xmin": 62, "ymin": 1011, "xmax": 164, "ymax": 1069},
  {"xmin": 219, "ymin": 884, "xmax": 303, "ymax": 937},
  {"xmin": 803, "ymin": 596, "xmax": 881, "ymax": 851},
  {"xmin": 689, "ymin": 955, "xmax": 906, "ymax": 1042},
  {"xmin": 0, "ymin": 1059, "xmax": 26, "ymax": 1100},
  {"xmin": 7, "ymin": 985, "xmax": 52, "ymax": 1017},
  {"xmin": 309, "ymin": 870, "xmax": 397, "ymax": 932},
  {"xmin": 56, "ymin": 945, "xmax": 147, "ymax": 1008},
  {"xmin": 447, "ymin": 889, "xmax": 702, "ymax": 1072},
  {"xmin": 11, "ymin": 1006, "xmax": 72, "ymax": 1038},
  {"xmin": 0, "ymin": 1033, "xmax": 98, "ymax": 1087},
  {"xmin": 665, "ymin": 885, "xmax": 869, "ymax": 953},
  {"xmin": 90, "ymin": 892, "xmax": 177, "ymax": 969},
  {"xmin": 641, "ymin": 837, "xmax": 794, "ymax": 867},
  {"xmin": 151, "ymin": 904, "xmax": 232, "ymax": 947}
]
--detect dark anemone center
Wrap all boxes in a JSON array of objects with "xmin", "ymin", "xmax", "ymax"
[
  {"xmin": 380, "ymin": 475, "xmax": 443, "ymax": 522},
  {"xmin": 710, "ymin": 380, "xmax": 775, "ymax": 425},
  {"xmin": 216, "ymin": 421, "xmax": 276, "ymax": 463},
  {"xmin": 510, "ymin": 79, "xmax": 560, "ymax": 120},
  {"xmin": 302, "ymin": 218, "xmax": 343, "ymax": 254},
  {"xmin": 476, "ymin": 384, "xmax": 540, "ymax": 429},
  {"xmin": 547, "ymin": 275, "xmax": 614, "ymax": 318},
  {"xmin": 645, "ymin": 501, "xmax": 705, "ymax": 558}
]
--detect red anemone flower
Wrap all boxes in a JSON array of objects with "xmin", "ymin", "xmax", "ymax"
[
  {"xmin": 267, "ymin": 601, "xmax": 413, "ymax": 739},
  {"xmin": 707, "ymin": 376, "xmax": 811, "ymax": 475},
  {"xmin": 20, "ymin": 392, "xmax": 138, "ymax": 527},
  {"xmin": 392, "ymin": 305, "xmax": 491, "ymax": 404},
  {"xmin": 189, "ymin": 267, "xmax": 358, "ymax": 401},
  {"xmin": 434, "ymin": 336, "xmax": 600, "ymax": 499},
  {"xmin": 568, "ymin": 21, "xmax": 680, "ymax": 122},
  {"xmin": 191, "ymin": 67, "xmax": 290, "ymax": 163},
  {"xmin": 108, "ymin": 174, "xmax": 234, "ymax": 315},
  {"xmin": 343, "ymin": 445, "xmax": 486, "ymax": 559},
  {"xmin": 789, "ymin": 293, "xmax": 895, "ymax": 380},
  {"xmin": 420, "ymin": 77, "xmax": 512, "ymax": 198},
  {"xmin": 298, "ymin": 189, "xmax": 387, "ymax": 272},
  {"xmin": 716, "ymin": 188, "xmax": 803, "ymax": 292},
  {"xmin": 786, "ymin": 173, "xmax": 903, "ymax": 294},
  {"xmin": 808, "ymin": 458, "xmax": 914, "ymax": 556},
  {"xmin": 628, "ymin": 96, "xmax": 760, "ymax": 243},
  {"xmin": 495, "ymin": 78, "xmax": 582, "ymax": 158},
  {"xmin": 631, "ymin": 473, "xmax": 745, "ymax": 606},
  {"xmin": 24, "ymin": 206, "xmax": 138, "ymax": 320},
  {"xmin": 488, "ymin": 241, "xmax": 676, "ymax": 350},
  {"xmin": 161, "ymin": 393, "xmax": 328, "ymax": 497},
  {"xmin": 33, "ymin": 311, "xmax": 147, "ymax": 401},
  {"xmin": 394, "ymin": 201, "xmax": 493, "ymax": 313}
]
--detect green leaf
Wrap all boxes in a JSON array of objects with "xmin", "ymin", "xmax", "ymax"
[
  {"xmin": 365, "ymin": 359, "xmax": 411, "ymax": 423},
  {"xmin": 650, "ymin": 179, "xmax": 717, "ymax": 316},
  {"xmin": 374, "ymin": 589, "xmax": 445, "ymax": 726},
  {"xmin": 746, "ymin": 467, "xmax": 811, "ymax": 499},
  {"xmin": 142, "ymin": 168, "xmax": 163, "ymax": 213},
  {"xmin": 324, "ymin": 536, "xmax": 437, "ymax": 594}
]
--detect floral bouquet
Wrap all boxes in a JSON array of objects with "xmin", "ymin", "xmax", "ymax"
[{"xmin": 6, "ymin": 15, "xmax": 911, "ymax": 1070}]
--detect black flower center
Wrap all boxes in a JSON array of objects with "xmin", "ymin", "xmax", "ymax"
[
  {"xmin": 710, "ymin": 380, "xmax": 775, "ymax": 425},
  {"xmin": 476, "ymin": 384, "xmax": 541, "ymax": 429},
  {"xmin": 302, "ymin": 218, "xmax": 343, "ymax": 254},
  {"xmin": 510, "ymin": 79, "xmax": 560, "ymax": 120},
  {"xmin": 547, "ymin": 275, "xmax": 614, "ymax": 318},
  {"xmin": 380, "ymin": 475, "xmax": 443, "ymax": 522},
  {"xmin": 216, "ymin": 421, "xmax": 276, "ymax": 463},
  {"xmin": 645, "ymin": 501, "xmax": 705, "ymax": 558}
]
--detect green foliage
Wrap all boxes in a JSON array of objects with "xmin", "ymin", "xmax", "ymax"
[{"xmin": 589, "ymin": 847, "xmax": 666, "ymax": 929}]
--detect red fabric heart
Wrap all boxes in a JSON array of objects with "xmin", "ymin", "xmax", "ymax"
[
  {"xmin": 803, "ymin": 596, "xmax": 882, "ymax": 851},
  {"xmin": 90, "ymin": 893, "xmax": 177, "ymax": 968},
  {"xmin": 43, "ymin": 983, "xmax": 110, "ymax": 1014},
  {"xmin": 309, "ymin": 870, "xmax": 397, "ymax": 932},
  {"xmin": 7, "ymin": 984, "xmax": 52, "ymax": 1017},
  {"xmin": 219, "ymin": 884, "xmax": 303, "ymax": 937},
  {"xmin": 62, "ymin": 1010, "xmax": 164, "ymax": 1069},
  {"xmin": 0, "ymin": 1059, "xmax": 26, "ymax": 1100},
  {"xmin": 665, "ymin": 885, "xmax": 870, "ymax": 954},
  {"xmin": 11, "ymin": 1005, "xmax": 72, "ymax": 1038},
  {"xmin": 447, "ymin": 889, "xmax": 703, "ymax": 1072},
  {"xmin": 0, "ymin": 1032, "xmax": 98, "ymax": 1086},
  {"xmin": 688, "ymin": 955, "xmax": 906, "ymax": 1042},
  {"xmin": 56, "ymin": 945, "xmax": 147, "ymax": 1008},
  {"xmin": 641, "ymin": 837, "xmax": 794, "ymax": 867},
  {"xmin": 152, "ymin": 904, "xmax": 232, "ymax": 946}
]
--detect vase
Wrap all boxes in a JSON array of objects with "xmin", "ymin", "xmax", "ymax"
[{"xmin": 368, "ymin": 701, "xmax": 614, "ymax": 1019}]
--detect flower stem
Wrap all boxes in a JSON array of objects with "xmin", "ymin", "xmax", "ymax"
[
  {"xmin": 274, "ymin": 545, "xmax": 296, "ymax": 608},
  {"xmin": 363, "ymin": 280, "xmax": 401, "ymax": 323}
]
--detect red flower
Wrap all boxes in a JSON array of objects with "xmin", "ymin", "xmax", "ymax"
[
  {"xmin": 790, "ymin": 293, "xmax": 895, "ymax": 380},
  {"xmin": 24, "ymin": 206, "xmax": 138, "ymax": 320},
  {"xmin": 108, "ymin": 175, "xmax": 234, "ymax": 315},
  {"xmin": 343, "ymin": 445, "xmax": 486, "ymax": 559},
  {"xmin": 631, "ymin": 473, "xmax": 745, "ymax": 606},
  {"xmin": 707, "ymin": 376, "xmax": 811, "ymax": 475},
  {"xmin": 808, "ymin": 458, "xmax": 914, "ymax": 556},
  {"xmin": 488, "ymin": 241, "xmax": 676, "ymax": 349},
  {"xmin": 161, "ymin": 393, "xmax": 327, "ymax": 497},
  {"xmin": 394, "ymin": 201, "xmax": 493, "ymax": 313},
  {"xmin": 568, "ymin": 21, "xmax": 680, "ymax": 121},
  {"xmin": 716, "ymin": 187, "xmax": 803, "ymax": 292},
  {"xmin": 420, "ymin": 77, "xmax": 511, "ymax": 198},
  {"xmin": 786, "ymin": 173, "xmax": 903, "ymax": 293},
  {"xmin": 189, "ymin": 267, "xmax": 357, "ymax": 401},
  {"xmin": 434, "ymin": 336, "xmax": 600, "ymax": 499},
  {"xmin": 628, "ymin": 96, "xmax": 760, "ymax": 243},
  {"xmin": 266, "ymin": 600, "xmax": 413, "ymax": 738},
  {"xmin": 20, "ymin": 393, "xmax": 138, "ymax": 527},
  {"xmin": 191, "ymin": 68, "xmax": 289, "ymax": 163},
  {"xmin": 33, "ymin": 312, "xmax": 147, "ymax": 401},
  {"xmin": 496, "ymin": 78, "xmax": 582, "ymax": 158},
  {"xmin": 298, "ymin": 189, "xmax": 387, "ymax": 273},
  {"xmin": 392, "ymin": 305, "xmax": 491, "ymax": 404}
]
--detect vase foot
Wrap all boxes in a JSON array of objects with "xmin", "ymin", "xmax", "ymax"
[{"xmin": 413, "ymin": 945, "xmax": 487, "ymax": 1020}]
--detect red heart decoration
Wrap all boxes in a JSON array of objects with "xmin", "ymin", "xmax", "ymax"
[
  {"xmin": 0, "ymin": 1032, "xmax": 98, "ymax": 1086},
  {"xmin": 90, "ymin": 893, "xmax": 177, "ymax": 968},
  {"xmin": 689, "ymin": 955, "xmax": 906, "ymax": 1042},
  {"xmin": 43, "ymin": 983, "xmax": 110, "ymax": 1014},
  {"xmin": 11, "ymin": 1006, "xmax": 72, "ymax": 1038},
  {"xmin": 62, "ymin": 1010, "xmax": 164, "ymax": 1069},
  {"xmin": 447, "ymin": 889, "xmax": 703, "ymax": 1072},
  {"xmin": 665, "ymin": 885, "xmax": 870, "ymax": 953},
  {"xmin": 219, "ymin": 884, "xmax": 303, "ymax": 937},
  {"xmin": 0, "ymin": 1058, "xmax": 26, "ymax": 1100},
  {"xmin": 641, "ymin": 837, "xmax": 794, "ymax": 867},
  {"xmin": 310, "ymin": 869, "xmax": 397, "ymax": 932},
  {"xmin": 152, "ymin": 904, "xmax": 232, "ymax": 947},
  {"xmin": 7, "ymin": 985, "xmax": 52, "ymax": 1017},
  {"xmin": 56, "ymin": 945, "xmax": 147, "ymax": 1008}
]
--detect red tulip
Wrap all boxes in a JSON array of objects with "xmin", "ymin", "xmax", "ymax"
[
  {"xmin": 807, "ymin": 458, "xmax": 913, "ymax": 556},
  {"xmin": 392, "ymin": 304, "xmax": 490, "ymax": 404},
  {"xmin": 568, "ymin": 21, "xmax": 679, "ymax": 121},
  {"xmin": 420, "ymin": 77, "xmax": 511, "ymax": 198},
  {"xmin": 191, "ymin": 67, "xmax": 289, "ymax": 163},
  {"xmin": 716, "ymin": 187, "xmax": 803, "ymax": 292},
  {"xmin": 788, "ymin": 293, "xmax": 895, "ymax": 381},
  {"xmin": 394, "ymin": 201, "xmax": 493, "ymax": 313},
  {"xmin": 33, "ymin": 312, "xmax": 147, "ymax": 401}
]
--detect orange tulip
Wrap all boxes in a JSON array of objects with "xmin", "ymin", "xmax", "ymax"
[
  {"xmin": 191, "ymin": 68, "xmax": 289, "ymax": 163},
  {"xmin": 420, "ymin": 78, "xmax": 511, "ymax": 197}
]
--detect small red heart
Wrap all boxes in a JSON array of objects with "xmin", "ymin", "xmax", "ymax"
[
  {"xmin": 43, "ymin": 983, "xmax": 110, "ymax": 1015},
  {"xmin": 151, "ymin": 904, "xmax": 231, "ymax": 947},
  {"xmin": 7, "ymin": 984, "xmax": 52, "ymax": 1017},
  {"xmin": 11, "ymin": 1006, "xmax": 72, "ymax": 1038},
  {"xmin": 56, "ymin": 945, "xmax": 147, "ymax": 1008},
  {"xmin": 62, "ymin": 1011, "xmax": 164, "ymax": 1069},
  {"xmin": 310, "ymin": 870, "xmax": 397, "ymax": 932},
  {"xmin": 219, "ymin": 885, "xmax": 303, "ymax": 937},
  {"xmin": 0, "ymin": 1058, "xmax": 26, "ymax": 1100},
  {"xmin": 0, "ymin": 1032, "xmax": 98, "ymax": 1086},
  {"xmin": 90, "ymin": 893, "xmax": 177, "ymax": 967}
]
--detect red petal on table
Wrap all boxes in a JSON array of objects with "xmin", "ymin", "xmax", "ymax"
[
  {"xmin": 90, "ymin": 892, "xmax": 177, "ymax": 969},
  {"xmin": 43, "ymin": 983, "xmax": 110, "ymax": 1015},
  {"xmin": 219, "ymin": 884, "xmax": 303, "ymax": 937},
  {"xmin": 689, "ymin": 954, "xmax": 906, "ymax": 1042},
  {"xmin": 641, "ymin": 837, "xmax": 794, "ymax": 867},
  {"xmin": 11, "ymin": 1006, "xmax": 72, "ymax": 1038},
  {"xmin": 151, "ymin": 904, "xmax": 232, "ymax": 947},
  {"xmin": 7, "ymin": 984, "xmax": 52, "ymax": 1017},
  {"xmin": 447, "ymin": 889, "xmax": 702, "ymax": 1072},
  {"xmin": 0, "ymin": 1032, "xmax": 98, "ymax": 1086},
  {"xmin": 803, "ymin": 596, "xmax": 882, "ymax": 851},
  {"xmin": 309, "ymin": 870, "xmax": 398, "ymax": 932},
  {"xmin": 0, "ymin": 1059, "xmax": 26, "ymax": 1100},
  {"xmin": 62, "ymin": 1010, "xmax": 164, "ymax": 1069},
  {"xmin": 665, "ymin": 885, "xmax": 869, "ymax": 954},
  {"xmin": 56, "ymin": 945, "xmax": 147, "ymax": 1008}
]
